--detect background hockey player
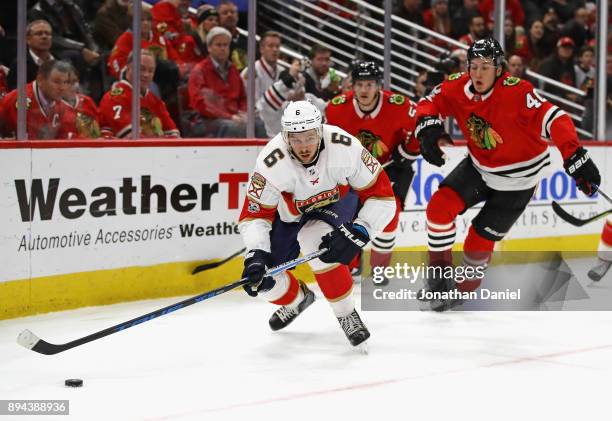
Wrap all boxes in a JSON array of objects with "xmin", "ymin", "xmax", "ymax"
[
  {"xmin": 415, "ymin": 37, "xmax": 600, "ymax": 311},
  {"xmin": 326, "ymin": 61, "xmax": 420, "ymax": 284},
  {"xmin": 238, "ymin": 100, "xmax": 396, "ymax": 347}
]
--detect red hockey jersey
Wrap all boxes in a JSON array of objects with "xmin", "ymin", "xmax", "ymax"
[
  {"xmin": 1, "ymin": 82, "xmax": 75, "ymax": 140},
  {"xmin": 416, "ymin": 72, "xmax": 580, "ymax": 191},
  {"xmin": 64, "ymin": 93, "xmax": 101, "ymax": 139},
  {"xmin": 107, "ymin": 30, "xmax": 175, "ymax": 79},
  {"xmin": 99, "ymin": 80, "xmax": 179, "ymax": 138},
  {"xmin": 326, "ymin": 90, "xmax": 420, "ymax": 164}
]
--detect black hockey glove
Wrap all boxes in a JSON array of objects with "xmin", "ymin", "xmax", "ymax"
[
  {"xmin": 415, "ymin": 116, "xmax": 452, "ymax": 167},
  {"xmin": 242, "ymin": 249, "xmax": 275, "ymax": 297},
  {"xmin": 319, "ymin": 223, "xmax": 369, "ymax": 265},
  {"xmin": 279, "ymin": 69, "xmax": 297, "ymax": 89},
  {"xmin": 564, "ymin": 147, "xmax": 600, "ymax": 197}
]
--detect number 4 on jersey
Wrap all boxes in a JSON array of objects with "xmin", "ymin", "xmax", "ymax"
[{"xmin": 526, "ymin": 90, "xmax": 545, "ymax": 109}]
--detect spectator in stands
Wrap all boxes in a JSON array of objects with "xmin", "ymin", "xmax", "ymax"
[
  {"xmin": 538, "ymin": 36, "xmax": 577, "ymax": 100},
  {"xmin": 561, "ymin": 7, "xmax": 594, "ymax": 51},
  {"xmin": 520, "ymin": 0, "xmax": 543, "ymax": 30},
  {"xmin": 504, "ymin": 17, "xmax": 528, "ymax": 58},
  {"xmin": 507, "ymin": 54, "xmax": 528, "ymax": 79},
  {"xmin": 424, "ymin": 0, "xmax": 452, "ymax": 39},
  {"xmin": 303, "ymin": 44, "xmax": 341, "ymax": 101},
  {"xmin": 217, "ymin": 0, "xmax": 247, "ymax": 72},
  {"xmin": 192, "ymin": 5, "xmax": 219, "ymax": 56},
  {"xmin": 257, "ymin": 58, "xmax": 327, "ymax": 137},
  {"xmin": 63, "ymin": 65, "xmax": 101, "ymax": 139},
  {"xmin": 450, "ymin": 0, "xmax": 479, "ymax": 39},
  {"xmin": 574, "ymin": 45, "xmax": 594, "ymax": 93},
  {"xmin": 187, "ymin": 27, "xmax": 264, "ymax": 138},
  {"xmin": 152, "ymin": 0, "xmax": 201, "ymax": 70},
  {"xmin": 28, "ymin": 0, "xmax": 101, "ymax": 70},
  {"xmin": 541, "ymin": 7, "xmax": 562, "ymax": 56},
  {"xmin": 515, "ymin": 19, "xmax": 548, "ymax": 70},
  {"xmin": 459, "ymin": 13, "xmax": 487, "ymax": 47},
  {"xmin": 542, "ymin": 0, "xmax": 582, "ymax": 24},
  {"xmin": 449, "ymin": 48, "xmax": 467, "ymax": 72},
  {"xmin": 394, "ymin": 0, "xmax": 425, "ymax": 27},
  {"xmin": 1, "ymin": 60, "xmax": 75, "ymax": 140},
  {"xmin": 99, "ymin": 50, "xmax": 180, "ymax": 138},
  {"xmin": 479, "ymin": 0, "xmax": 524, "ymax": 31},
  {"xmin": 7, "ymin": 20, "xmax": 55, "ymax": 91},
  {"xmin": 93, "ymin": 0, "xmax": 132, "ymax": 52},
  {"xmin": 240, "ymin": 31, "xmax": 282, "ymax": 102}
]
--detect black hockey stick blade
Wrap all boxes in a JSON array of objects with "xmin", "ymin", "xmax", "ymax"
[
  {"xmin": 551, "ymin": 201, "xmax": 612, "ymax": 227},
  {"xmin": 192, "ymin": 247, "xmax": 246, "ymax": 275},
  {"xmin": 17, "ymin": 249, "xmax": 326, "ymax": 355}
]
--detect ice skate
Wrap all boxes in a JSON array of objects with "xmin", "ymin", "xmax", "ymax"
[
  {"xmin": 269, "ymin": 281, "xmax": 315, "ymax": 331},
  {"xmin": 337, "ymin": 309, "xmax": 370, "ymax": 347},
  {"xmin": 588, "ymin": 259, "xmax": 612, "ymax": 282}
]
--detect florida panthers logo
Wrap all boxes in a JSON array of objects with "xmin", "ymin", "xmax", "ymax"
[
  {"xmin": 466, "ymin": 113, "xmax": 504, "ymax": 150},
  {"xmin": 357, "ymin": 130, "xmax": 389, "ymax": 159}
]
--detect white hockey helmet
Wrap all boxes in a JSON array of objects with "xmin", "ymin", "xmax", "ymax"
[{"xmin": 281, "ymin": 100, "xmax": 323, "ymax": 144}]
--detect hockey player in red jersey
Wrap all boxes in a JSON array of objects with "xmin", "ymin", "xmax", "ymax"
[
  {"xmin": 99, "ymin": 50, "xmax": 180, "ymax": 139},
  {"xmin": 326, "ymin": 61, "xmax": 420, "ymax": 284},
  {"xmin": 415, "ymin": 38, "xmax": 600, "ymax": 311},
  {"xmin": 238, "ymin": 100, "xmax": 396, "ymax": 347},
  {"xmin": 1, "ymin": 60, "xmax": 75, "ymax": 140}
]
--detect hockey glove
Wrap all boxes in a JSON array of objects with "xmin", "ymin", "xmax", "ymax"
[
  {"xmin": 564, "ymin": 147, "xmax": 600, "ymax": 197},
  {"xmin": 415, "ymin": 116, "xmax": 452, "ymax": 167},
  {"xmin": 242, "ymin": 249, "xmax": 275, "ymax": 297},
  {"xmin": 319, "ymin": 223, "xmax": 370, "ymax": 265}
]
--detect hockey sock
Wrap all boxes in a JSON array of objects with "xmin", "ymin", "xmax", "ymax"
[
  {"xmin": 314, "ymin": 265, "xmax": 353, "ymax": 304},
  {"xmin": 598, "ymin": 217, "xmax": 612, "ymax": 261},
  {"xmin": 426, "ymin": 186, "xmax": 464, "ymax": 267},
  {"xmin": 260, "ymin": 271, "xmax": 302, "ymax": 307},
  {"xmin": 458, "ymin": 225, "xmax": 494, "ymax": 292}
]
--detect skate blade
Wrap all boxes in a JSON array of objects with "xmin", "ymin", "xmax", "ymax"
[{"xmin": 354, "ymin": 342, "xmax": 369, "ymax": 355}]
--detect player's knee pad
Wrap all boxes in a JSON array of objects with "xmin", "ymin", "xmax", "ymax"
[
  {"xmin": 314, "ymin": 265, "xmax": 353, "ymax": 302},
  {"xmin": 297, "ymin": 219, "xmax": 336, "ymax": 272},
  {"xmin": 426, "ymin": 186, "xmax": 465, "ymax": 226}
]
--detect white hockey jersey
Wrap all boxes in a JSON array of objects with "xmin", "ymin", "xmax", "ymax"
[
  {"xmin": 238, "ymin": 124, "xmax": 396, "ymax": 252},
  {"xmin": 240, "ymin": 59, "xmax": 283, "ymax": 104}
]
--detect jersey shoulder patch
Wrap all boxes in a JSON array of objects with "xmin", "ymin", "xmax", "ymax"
[
  {"xmin": 388, "ymin": 93, "xmax": 405, "ymax": 105},
  {"xmin": 330, "ymin": 95, "xmax": 347, "ymax": 105},
  {"xmin": 447, "ymin": 72, "xmax": 464, "ymax": 81},
  {"xmin": 502, "ymin": 76, "xmax": 521, "ymax": 87},
  {"xmin": 110, "ymin": 86, "xmax": 124, "ymax": 96}
]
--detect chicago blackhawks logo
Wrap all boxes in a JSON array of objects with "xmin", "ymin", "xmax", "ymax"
[
  {"xmin": 466, "ymin": 113, "xmax": 504, "ymax": 150},
  {"xmin": 140, "ymin": 108, "xmax": 163, "ymax": 137},
  {"xmin": 388, "ymin": 94, "xmax": 405, "ymax": 105},
  {"xmin": 503, "ymin": 76, "xmax": 520, "ymax": 86},
  {"xmin": 357, "ymin": 129, "xmax": 389, "ymax": 159},
  {"xmin": 76, "ymin": 112, "xmax": 101, "ymax": 138},
  {"xmin": 331, "ymin": 95, "xmax": 347, "ymax": 105},
  {"xmin": 448, "ymin": 72, "xmax": 463, "ymax": 81}
]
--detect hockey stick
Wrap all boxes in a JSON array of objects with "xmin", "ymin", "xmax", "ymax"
[
  {"xmin": 191, "ymin": 247, "xmax": 246, "ymax": 275},
  {"xmin": 551, "ymin": 201, "xmax": 612, "ymax": 227},
  {"xmin": 17, "ymin": 248, "xmax": 327, "ymax": 355},
  {"xmin": 551, "ymin": 185, "xmax": 612, "ymax": 227}
]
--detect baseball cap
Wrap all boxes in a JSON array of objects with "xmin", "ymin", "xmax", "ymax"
[{"xmin": 557, "ymin": 37, "xmax": 575, "ymax": 48}]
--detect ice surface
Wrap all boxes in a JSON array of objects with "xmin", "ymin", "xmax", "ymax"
[{"xmin": 1, "ymin": 257, "xmax": 611, "ymax": 421}]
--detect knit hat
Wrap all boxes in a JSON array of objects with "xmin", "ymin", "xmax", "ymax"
[{"xmin": 206, "ymin": 26, "xmax": 232, "ymax": 46}]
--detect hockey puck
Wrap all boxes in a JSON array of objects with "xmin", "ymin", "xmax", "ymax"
[{"xmin": 64, "ymin": 379, "xmax": 83, "ymax": 387}]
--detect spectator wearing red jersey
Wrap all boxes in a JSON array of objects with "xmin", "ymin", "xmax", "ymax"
[
  {"xmin": 459, "ymin": 13, "xmax": 487, "ymax": 47},
  {"xmin": 479, "ymin": 0, "xmax": 524, "ymax": 31},
  {"xmin": 187, "ymin": 26, "xmax": 264, "ymax": 138},
  {"xmin": 152, "ymin": 0, "xmax": 201, "ymax": 70},
  {"xmin": 99, "ymin": 50, "xmax": 180, "ymax": 138},
  {"xmin": 63, "ymin": 65, "xmax": 101, "ymax": 139},
  {"xmin": 423, "ymin": 0, "xmax": 452, "ymax": 39},
  {"xmin": 1, "ymin": 60, "xmax": 75, "ymax": 140}
]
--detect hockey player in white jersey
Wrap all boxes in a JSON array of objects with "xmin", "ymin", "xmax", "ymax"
[{"xmin": 238, "ymin": 100, "xmax": 396, "ymax": 347}]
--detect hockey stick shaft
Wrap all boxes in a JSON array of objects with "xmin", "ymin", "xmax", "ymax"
[
  {"xmin": 191, "ymin": 247, "xmax": 246, "ymax": 275},
  {"xmin": 551, "ymin": 201, "xmax": 612, "ymax": 226},
  {"xmin": 18, "ymin": 249, "xmax": 327, "ymax": 355}
]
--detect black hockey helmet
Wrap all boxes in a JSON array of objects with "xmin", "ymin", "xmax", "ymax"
[
  {"xmin": 351, "ymin": 61, "xmax": 382, "ymax": 82},
  {"xmin": 467, "ymin": 37, "xmax": 505, "ymax": 66}
]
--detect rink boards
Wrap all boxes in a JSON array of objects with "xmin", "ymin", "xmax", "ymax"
[{"xmin": 0, "ymin": 140, "xmax": 609, "ymax": 319}]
